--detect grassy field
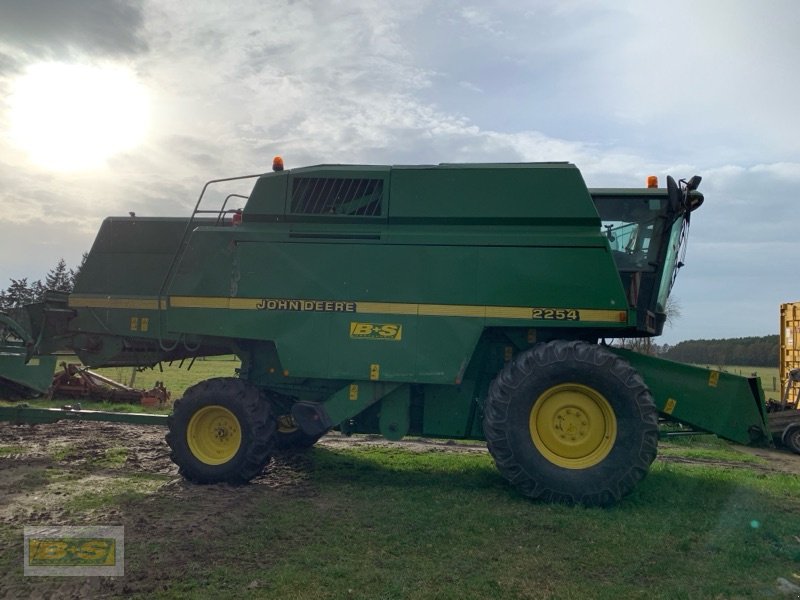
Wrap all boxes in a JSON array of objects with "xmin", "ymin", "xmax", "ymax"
[
  {"xmin": 0, "ymin": 428, "xmax": 798, "ymax": 599},
  {"xmin": 155, "ymin": 442, "xmax": 800, "ymax": 599},
  {"xmin": 1, "ymin": 356, "xmax": 799, "ymax": 598},
  {"xmin": 93, "ymin": 355, "xmax": 241, "ymax": 400},
  {"xmin": 721, "ymin": 365, "xmax": 782, "ymax": 395}
]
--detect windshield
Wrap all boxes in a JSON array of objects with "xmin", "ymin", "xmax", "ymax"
[
  {"xmin": 656, "ymin": 216, "xmax": 688, "ymax": 312},
  {"xmin": 593, "ymin": 196, "xmax": 667, "ymax": 272}
]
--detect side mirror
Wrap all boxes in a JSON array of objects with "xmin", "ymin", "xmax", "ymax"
[
  {"xmin": 685, "ymin": 175, "xmax": 702, "ymax": 191},
  {"xmin": 667, "ymin": 176, "xmax": 680, "ymax": 213}
]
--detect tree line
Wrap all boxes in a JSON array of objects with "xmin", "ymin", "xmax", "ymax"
[
  {"xmin": 658, "ymin": 336, "xmax": 779, "ymax": 367},
  {"xmin": 0, "ymin": 254, "xmax": 87, "ymax": 310}
]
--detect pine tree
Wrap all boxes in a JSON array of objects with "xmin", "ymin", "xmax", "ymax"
[
  {"xmin": 30, "ymin": 279, "xmax": 46, "ymax": 303},
  {"xmin": 68, "ymin": 252, "xmax": 89, "ymax": 290},
  {"xmin": 1, "ymin": 255, "xmax": 87, "ymax": 309},
  {"xmin": 4, "ymin": 278, "xmax": 35, "ymax": 308},
  {"xmin": 45, "ymin": 258, "xmax": 72, "ymax": 292}
]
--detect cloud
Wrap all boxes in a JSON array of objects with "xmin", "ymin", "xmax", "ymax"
[
  {"xmin": 657, "ymin": 162, "xmax": 799, "ymax": 343},
  {"xmin": 576, "ymin": 0, "xmax": 800, "ymax": 162},
  {"xmin": 458, "ymin": 80, "xmax": 484, "ymax": 94},
  {"xmin": 0, "ymin": 0, "xmax": 148, "ymax": 59},
  {"xmin": 0, "ymin": 51, "xmax": 19, "ymax": 76},
  {"xmin": 459, "ymin": 6, "xmax": 504, "ymax": 36}
]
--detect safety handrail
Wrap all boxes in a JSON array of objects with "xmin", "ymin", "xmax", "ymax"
[
  {"xmin": 155, "ymin": 174, "xmax": 266, "ymax": 351},
  {"xmin": 215, "ymin": 194, "xmax": 250, "ymax": 225}
]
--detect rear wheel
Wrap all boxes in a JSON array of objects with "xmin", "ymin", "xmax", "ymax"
[
  {"xmin": 166, "ymin": 377, "xmax": 275, "ymax": 483},
  {"xmin": 783, "ymin": 424, "xmax": 800, "ymax": 455},
  {"xmin": 483, "ymin": 340, "xmax": 658, "ymax": 506}
]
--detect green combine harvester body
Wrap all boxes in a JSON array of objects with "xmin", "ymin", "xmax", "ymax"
[{"xmin": 3, "ymin": 161, "xmax": 777, "ymax": 505}]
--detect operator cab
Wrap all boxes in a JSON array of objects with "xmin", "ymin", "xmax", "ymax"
[
  {"xmin": 590, "ymin": 176, "xmax": 703, "ymax": 334},
  {"xmin": 595, "ymin": 195, "xmax": 665, "ymax": 272}
]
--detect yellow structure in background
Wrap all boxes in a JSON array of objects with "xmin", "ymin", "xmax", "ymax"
[{"xmin": 780, "ymin": 302, "xmax": 800, "ymax": 401}]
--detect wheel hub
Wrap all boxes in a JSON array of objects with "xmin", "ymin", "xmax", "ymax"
[
  {"xmin": 553, "ymin": 407, "xmax": 590, "ymax": 442},
  {"xmin": 529, "ymin": 384, "xmax": 617, "ymax": 469},
  {"xmin": 187, "ymin": 405, "xmax": 242, "ymax": 465}
]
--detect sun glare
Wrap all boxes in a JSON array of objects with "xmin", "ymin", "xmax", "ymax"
[{"xmin": 8, "ymin": 62, "xmax": 150, "ymax": 171}]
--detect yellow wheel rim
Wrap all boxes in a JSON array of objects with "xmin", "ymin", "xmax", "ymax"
[
  {"xmin": 529, "ymin": 383, "xmax": 617, "ymax": 469},
  {"xmin": 187, "ymin": 405, "xmax": 242, "ymax": 465}
]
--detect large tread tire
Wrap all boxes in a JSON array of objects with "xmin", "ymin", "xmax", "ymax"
[
  {"xmin": 782, "ymin": 424, "xmax": 800, "ymax": 455},
  {"xmin": 166, "ymin": 377, "xmax": 276, "ymax": 484},
  {"xmin": 484, "ymin": 340, "xmax": 658, "ymax": 507}
]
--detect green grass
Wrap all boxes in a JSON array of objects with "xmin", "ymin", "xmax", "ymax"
[
  {"xmin": 658, "ymin": 445, "xmax": 768, "ymax": 464},
  {"xmin": 1, "ymin": 360, "xmax": 798, "ymax": 598},
  {"xmin": 51, "ymin": 443, "xmax": 81, "ymax": 461},
  {"xmin": 1, "ymin": 437, "xmax": 798, "ymax": 598},
  {"xmin": 135, "ymin": 444, "xmax": 800, "ymax": 600},
  {"xmin": 95, "ymin": 446, "xmax": 129, "ymax": 467},
  {"xmin": 62, "ymin": 473, "xmax": 170, "ymax": 512},
  {"xmin": 93, "ymin": 355, "xmax": 240, "ymax": 400},
  {"xmin": 659, "ymin": 435, "xmax": 768, "ymax": 464},
  {"xmin": 718, "ymin": 365, "xmax": 781, "ymax": 395},
  {"xmin": 0, "ymin": 444, "xmax": 27, "ymax": 455}
]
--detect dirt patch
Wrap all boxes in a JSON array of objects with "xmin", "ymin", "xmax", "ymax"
[
  {"xmin": 0, "ymin": 421, "xmax": 325, "ymax": 598},
  {"xmin": 657, "ymin": 441, "xmax": 800, "ymax": 476},
  {"xmin": 0, "ymin": 421, "xmax": 798, "ymax": 598},
  {"xmin": 319, "ymin": 432, "xmax": 490, "ymax": 454},
  {"xmin": 711, "ymin": 444, "xmax": 800, "ymax": 476},
  {"xmin": 0, "ymin": 421, "xmax": 174, "ymax": 473}
]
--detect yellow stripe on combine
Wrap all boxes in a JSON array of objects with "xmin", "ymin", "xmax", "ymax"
[
  {"xmin": 419, "ymin": 304, "xmax": 486, "ymax": 318},
  {"xmin": 169, "ymin": 296, "xmax": 228, "ymax": 309},
  {"xmin": 485, "ymin": 306, "xmax": 536, "ymax": 319},
  {"xmin": 169, "ymin": 296, "xmax": 263, "ymax": 310},
  {"xmin": 578, "ymin": 309, "xmax": 626, "ymax": 323},
  {"xmin": 360, "ymin": 302, "xmax": 622, "ymax": 323},
  {"xmin": 68, "ymin": 295, "xmax": 165, "ymax": 310},
  {"xmin": 68, "ymin": 295, "xmax": 626, "ymax": 324},
  {"xmin": 356, "ymin": 302, "xmax": 418, "ymax": 315}
]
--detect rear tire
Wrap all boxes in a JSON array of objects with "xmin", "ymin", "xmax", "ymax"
[
  {"xmin": 483, "ymin": 340, "xmax": 658, "ymax": 506},
  {"xmin": 166, "ymin": 377, "xmax": 275, "ymax": 483},
  {"xmin": 783, "ymin": 424, "xmax": 800, "ymax": 455}
]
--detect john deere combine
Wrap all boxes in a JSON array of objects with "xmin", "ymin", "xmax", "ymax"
[{"xmin": 3, "ymin": 161, "xmax": 775, "ymax": 506}]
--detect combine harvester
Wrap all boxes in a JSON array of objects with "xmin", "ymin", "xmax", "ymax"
[{"xmin": 2, "ymin": 159, "xmax": 796, "ymax": 506}]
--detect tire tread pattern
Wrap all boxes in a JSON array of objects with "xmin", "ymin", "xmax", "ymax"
[
  {"xmin": 165, "ymin": 377, "xmax": 276, "ymax": 484},
  {"xmin": 483, "ymin": 341, "xmax": 658, "ymax": 507}
]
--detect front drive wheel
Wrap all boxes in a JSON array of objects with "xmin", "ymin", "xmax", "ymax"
[
  {"xmin": 483, "ymin": 341, "xmax": 658, "ymax": 507},
  {"xmin": 166, "ymin": 377, "xmax": 276, "ymax": 483}
]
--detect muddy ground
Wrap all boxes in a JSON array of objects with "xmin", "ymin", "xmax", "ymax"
[{"xmin": 0, "ymin": 421, "xmax": 798, "ymax": 598}]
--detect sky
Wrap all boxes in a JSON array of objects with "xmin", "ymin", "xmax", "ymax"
[{"xmin": 0, "ymin": 0, "xmax": 798, "ymax": 345}]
